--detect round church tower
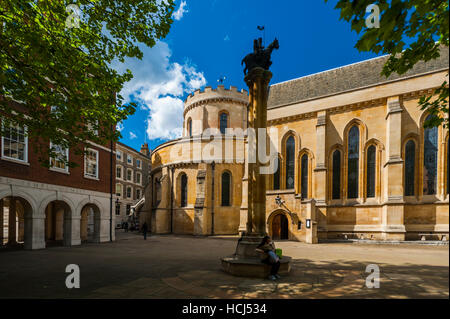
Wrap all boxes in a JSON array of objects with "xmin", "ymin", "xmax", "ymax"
[
  {"xmin": 147, "ymin": 85, "xmax": 248, "ymax": 237},
  {"xmin": 183, "ymin": 85, "xmax": 248, "ymax": 137}
]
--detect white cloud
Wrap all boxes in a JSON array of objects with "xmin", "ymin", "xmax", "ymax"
[
  {"xmin": 112, "ymin": 41, "xmax": 206, "ymax": 141},
  {"xmin": 173, "ymin": 1, "xmax": 188, "ymax": 21},
  {"xmin": 129, "ymin": 131, "xmax": 137, "ymax": 140}
]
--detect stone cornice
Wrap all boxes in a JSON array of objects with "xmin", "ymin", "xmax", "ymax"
[
  {"xmin": 183, "ymin": 97, "xmax": 248, "ymax": 118},
  {"xmin": 267, "ymin": 87, "xmax": 437, "ymax": 126}
]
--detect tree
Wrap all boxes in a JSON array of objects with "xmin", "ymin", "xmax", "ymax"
[
  {"xmin": 327, "ymin": 0, "xmax": 449, "ymax": 128},
  {"xmin": 0, "ymin": 0, "xmax": 175, "ymax": 166}
]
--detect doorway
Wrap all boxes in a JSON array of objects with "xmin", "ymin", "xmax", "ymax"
[{"xmin": 272, "ymin": 214, "xmax": 288, "ymax": 240}]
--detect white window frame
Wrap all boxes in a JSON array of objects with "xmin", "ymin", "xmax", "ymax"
[
  {"xmin": 84, "ymin": 148, "xmax": 99, "ymax": 179},
  {"xmin": 87, "ymin": 120, "xmax": 99, "ymax": 136},
  {"xmin": 127, "ymin": 154, "xmax": 133, "ymax": 165},
  {"xmin": 1, "ymin": 121, "xmax": 28, "ymax": 164},
  {"xmin": 136, "ymin": 172, "xmax": 142, "ymax": 185},
  {"xmin": 116, "ymin": 183, "xmax": 123, "ymax": 198},
  {"xmin": 136, "ymin": 159, "xmax": 142, "ymax": 169},
  {"xmin": 116, "ymin": 150, "xmax": 123, "ymax": 162},
  {"xmin": 49, "ymin": 142, "xmax": 69, "ymax": 173},
  {"xmin": 126, "ymin": 186, "xmax": 132, "ymax": 199},
  {"xmin": 116, "ymin": 165, "xmax": 123, "ymax": 180},
  {"xmin": 127, "ymin": 168, "xmax": 133, "ymax": 182}
]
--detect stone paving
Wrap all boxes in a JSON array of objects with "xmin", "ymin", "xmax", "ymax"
[{"xmin": 0, "ymin": 230, "xmax": 448, "ymax": 299}]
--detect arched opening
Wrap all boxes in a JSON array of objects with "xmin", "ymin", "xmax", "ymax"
[
  {"xmin": 423, "ymin": 115, "xmax": 438, "ymax": 195},
  {"xmin": 285, "ymin": 136, "xmax": 295, "ymax": 189},
  {"xmin": 0, "ymin": 196, "xmax": 32, "ymax": 248},
  {"xmin": 300, "ymin": 153, "xmax": 309, "ymax": 199},
  {"xmin": 366, "ymin": 145, "xmax": 376, "ymax": 198},
  {"xmin": 219, "ymin": 112, "xmax": 228, "ymax": 134},
  {"xmin": 271, "ymin": 213, "xmax": 288, "ymax": 240},
  {"xmin": 187, "ymin": 118, "xmax": 192, "ymax": 137},
  {"xmin": 332, "ymin": 149, "xmax": 341, "ymax": 199},
  {"xmin": 221, "ymin": 171, "xmax": 231, "ymax": 207},
  {"xmin": 347, "ymin": 125, "xmax": 360, "ymax": 199},
  {"xmin": 44, "ymin": 200, "xmax": 73, "ymax": 247},
  {"xmin": 404, "ymin": 140, "xmax": 416, "ymax": 196},
  {"xmin": 273, "ymin": 156, "xmax": 281, "ymax": 190},
  {"xmin": 80, "ymin": 204, "xmax": 101, "ymax": 243},
  {"xmin": 180, "ymin": 173, "xmax": 188, "ymax": 207}
]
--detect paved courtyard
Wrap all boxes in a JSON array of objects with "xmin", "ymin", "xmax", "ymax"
[{"xmin": 0, "ymin": 231, "xmax": 448, "ymax": 299}]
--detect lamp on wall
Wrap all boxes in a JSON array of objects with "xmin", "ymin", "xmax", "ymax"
[{"xmin": 275, "ymin": 195, "xmax": 285, "ymax": 207}]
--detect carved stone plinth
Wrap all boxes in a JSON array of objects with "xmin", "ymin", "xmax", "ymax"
[
  {"xmin": 221, "ymin": 234, "xmax": 292, "ymax": 278},
  {"xmin": 221, "ymin": 256, "xmax": 291, "ymax": 278}
]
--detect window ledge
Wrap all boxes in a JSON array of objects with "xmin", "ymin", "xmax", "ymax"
[
  {"xmin": 84, "ymin": 175, "xmax": 99, "ymax": 181},
  {"xmin": 0, "ymin": 156, "xmax": 30, "ymax": 166},
  {"xmin": 49, "ymin": 167, "xmax": 70, "ymax": 175}
]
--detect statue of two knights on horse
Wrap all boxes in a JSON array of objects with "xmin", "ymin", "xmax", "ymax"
[{"xmin": 241, "ymin": 37, "xmax": 279, "ymax": 75}]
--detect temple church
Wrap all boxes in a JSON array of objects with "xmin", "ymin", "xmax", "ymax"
[{"xmin": 139, "ymin": 47, "xmax": 449, "ymax": 243}]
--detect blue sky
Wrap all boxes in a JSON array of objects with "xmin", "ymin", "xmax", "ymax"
[{"xmin": 117, "ymin": 0, "xmax": 382, "ymax": 152}]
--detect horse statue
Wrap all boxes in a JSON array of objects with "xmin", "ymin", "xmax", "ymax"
[{"xmin": 241, "ymin": 38, "xmax": 279, "ymax": 75}]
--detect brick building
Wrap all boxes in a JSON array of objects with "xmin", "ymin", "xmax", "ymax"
[
  {"xmin": 114, "ymin": 142, "xmax": 151, "ymax": 228},
  {"xmin": 0, "ymin": 110, "xmax": 116, "ymax": 249}
]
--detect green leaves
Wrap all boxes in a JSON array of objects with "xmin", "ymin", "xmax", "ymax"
[
  {"xmin": 0, "ymin": 0, "xmax": 175, "ymax": 166},
  {"xmin": 327, "ymin": 0, "xmax": 449, "ymax": 129}
]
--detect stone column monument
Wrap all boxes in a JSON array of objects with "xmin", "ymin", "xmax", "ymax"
[{"xmin": 222, "ymin": 37, "xmax": 291, "ymax": 278}]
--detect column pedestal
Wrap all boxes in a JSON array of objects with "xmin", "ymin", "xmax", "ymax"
[{"xmin": 222, "ymin": 66, "xmax": 291, "ymax": 278}]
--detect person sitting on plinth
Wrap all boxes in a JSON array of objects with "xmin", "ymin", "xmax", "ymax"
[{"xmin": 256, "ymin": 236, "xmax": 281, "ymax": 280}]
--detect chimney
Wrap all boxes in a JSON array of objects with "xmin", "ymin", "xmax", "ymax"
[{"xmin": 140, "ymin": 143, "xmax": 150, "ymax": 157}]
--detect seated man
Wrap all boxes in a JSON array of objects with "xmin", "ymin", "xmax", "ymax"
[{"xmin": 255, "ymin": 236, "xmax": 281, "ymax": 280}]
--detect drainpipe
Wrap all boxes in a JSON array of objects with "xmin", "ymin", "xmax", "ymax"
[
  {"xmin": 170, "ymin": 166, "xmax": 174, "ymax": 234},
  {"xmin": 211, "ymin": 161, "xmax": 215, "ymax": 236},
  {"xmin": 110, "ymin": 129, "xmax": 113, "ymax": 242}
]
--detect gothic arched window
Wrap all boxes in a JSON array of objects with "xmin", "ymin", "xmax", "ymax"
[
  {"xmin": 366, "ymin": 145, "xmax": 376, "ymax": 198},
  {"xmin": 423, "ymin": 115, "xmax": 438, "ymax": 195},
  {"xmin": 187, "ymin": 118, "xmax": 192, "ymax": 137},
  {"xmin": 404, "ymin": 140, "xmax": 416, "ymax": 196},
  {"xmin": 285, "ymin": 136, "xmax": 295, "ymax": 189},
  {"xmin": 180, "ymin": 174, "xmax": 188, "ymax": 207},
  {"xmin": 300, "ymin": 154, "xmax": 308, "ymax": 199},
  {"xmin": 273, "ymin": 157, "xmax": 281, "ymax": 190},
  {"xmin": 221, "ymin": 171, "xmax": 231, "ymax": 206},
  {"xmin": 220, "ymin": 112, "xmax": 228, "ymax": 134},
  {"xmin": 332, "ymin": 150, "xmax": 341, "ymax": 199},
  {"xmin": 347, "ymin": 126, "xmax": 360, "ymax": 199}
]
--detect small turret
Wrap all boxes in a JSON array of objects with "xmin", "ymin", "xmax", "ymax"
[{"xmin": 140, "ymin": 143, "xmax": 150, "ymax": 157}]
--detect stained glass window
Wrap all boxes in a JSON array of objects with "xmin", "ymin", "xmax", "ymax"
[
  {"xmin": 404, "ymin": 140, "xmax": 415, "ymax": 196},
  {"xmin": 220, "ymin": 113, "xmax": 228, "ymax": 134},
  {"xmin": 181, "ymin": 174, "xmax": 188, "ymax": 207},
  {"xmin": 423, "ymin": 115, "xmax": 438, "ymax": 195},
  {"xmin": 301, "ymin": 154, "xmax": 308, "ymax": 199},
  {"xmin": 273, "ymin": 157, "xmax": 280, "ymax": 190},
  {"xmin": 221, "ymin": 172, "xmax": 231, "ymax": 206},
  {"xmin": 285, "ymin": 136, "xmax": 295, "ymax": 189},
  {"xmin": 366, "ymin": 145, "xmax": 376, "ymax": 198},
  {"xmin": 332, "ymin": 150, "xmax": 341, "ymax": 199},
  {"xmin": 348, "ymin": 126, "xmax": 359, "ymax": 199}
]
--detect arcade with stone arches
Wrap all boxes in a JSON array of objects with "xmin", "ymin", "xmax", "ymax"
[{"xmin": 0, "ymin": 184, "xmax": 111, "ymax": 250}]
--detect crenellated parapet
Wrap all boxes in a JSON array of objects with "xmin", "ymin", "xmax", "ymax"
[{"xmin": 183, "ymin": 85, "xmax": 248, "ymax": 118}]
